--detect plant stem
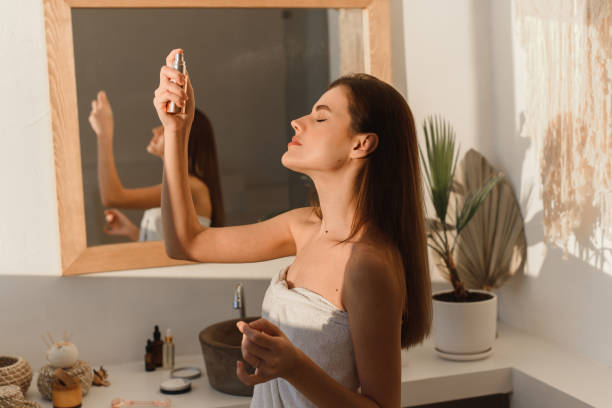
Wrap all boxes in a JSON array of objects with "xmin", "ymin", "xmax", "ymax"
[{"xmin": 445, "ymin": 250, "xmax": 469, "ymax": 301}]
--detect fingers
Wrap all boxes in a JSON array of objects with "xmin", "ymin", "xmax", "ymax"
[
  {"xmin": 160, "ymin": 65, "xmax": 186, "ymax": 87},
  {"xmin": 161, "ymin": 74, "xmax": 187, "ymax": 96},
  {"xmin": 237, "ymin": 321, "xmax": 277, "ymax": 352},
  {"xmin": 248, "ymin": 318, "xmax": 283, "ymax": 337},
  {"xmin": 155, "ymin": 67, "xmax": 188, "ymax": 113},
  {"xmin": 241, "ymin": 332, "xmax": 274, "ymax": 362},
  {"xmin": 166, "ymin": 48, "xmax": 183, "ymax": 67},
  {"xmin": 184, "ymin": 73, "xmax": 195, "ymax": 112},
  {"xmin": 236, "ymin": 360, "xmax": 264, "ymax": 386},
  {"xmin": 97, "ymin": 90, "xmax": 110, "ymax": 107},
  {"xmin": 240, "ymin": 343, "xmax": 260, "ymax": 369},
  {"xmin": 153, "ymin": 89, "xmax": 186, "ymax": 113}
]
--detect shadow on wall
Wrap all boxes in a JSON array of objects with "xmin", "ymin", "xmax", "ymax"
[
  {"xmin": 499, "ymin": 240, "xmax": 612, "ymax": 362},
  {"xmin": 517, "ymin": 111, "xmax": 612, "ymax": 277}
]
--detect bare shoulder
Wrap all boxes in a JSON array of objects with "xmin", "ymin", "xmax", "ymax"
[
  {"xmin": 187, "ymin": 175, "xmax": 209, "ymax": 195},
  {"xmin": 283, "ymin": 206, "xmax": 319, "ymax": 229},
  {"xmin": 343, "ymin": 239, "xmax": 404, "ymax": 312}
]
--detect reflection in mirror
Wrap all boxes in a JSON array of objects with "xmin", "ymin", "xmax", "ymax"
[{"xmin": 73, "ymin": 8, "xmax": 346, "ymax": 246}]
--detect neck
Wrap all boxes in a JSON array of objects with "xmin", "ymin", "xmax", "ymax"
[{"xmin": 310, "ymin": 166, "xmax": 362, "ymax": 242}]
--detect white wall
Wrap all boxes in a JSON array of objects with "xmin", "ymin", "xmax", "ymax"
[
  {"xmin": 489, "ymin": 0, "xmax": 612, "ymax": 367},
  {"xmin": 402, "ymin": 0, "xmax": 495, "ymax": 162},
  {"xmin": 0, "ymin": 0, "xmax": 60, "ymax": 276},
  {"xmin": 402, "ymin": 0, "xmax": 612, "ymax": 367}
]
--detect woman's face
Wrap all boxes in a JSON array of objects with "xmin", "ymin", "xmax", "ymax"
[
  {"xmin": 147, "ymin": 125, "xmax": 164, "ymax": 158},
  {"xmin": 281, "ymin": 86, "xmax": 357, "ymax": 175}
]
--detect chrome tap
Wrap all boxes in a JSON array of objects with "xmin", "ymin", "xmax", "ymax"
[{"xmin": 233, "ymin": 283, "xmax": 245, "ymax": 319}]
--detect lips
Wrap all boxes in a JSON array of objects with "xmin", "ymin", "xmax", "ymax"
[{"xmin": 290, "ymin": 136, "xmax": 302, "ymax": 146}]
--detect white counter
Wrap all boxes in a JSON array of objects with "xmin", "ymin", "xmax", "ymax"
[{"xmin": 25, "ymin": 322, "xmax": 612, "ymax": 407}]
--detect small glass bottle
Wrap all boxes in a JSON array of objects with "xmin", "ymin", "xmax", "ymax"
[
  {"xmin": 145, "ymin": 339, "xmax": 156, "ymax": 372},
  {"xmin": 162, "ymin": 328, "xmax": 175, "ymax": 370},
  {"xmin": 152, "ymin": 325, "xmax": 164, "ymax": 367}
]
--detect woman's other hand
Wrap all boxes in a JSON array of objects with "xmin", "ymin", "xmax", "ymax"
[
  {"xmin": 235, "ymin": 319, "xmax": 302, "ymax": 386},
  {"xmin": 147, "ymin": 125, "xmax": 165, "ymax": 159},
  {"xmin": 89, "ymin": 90, "xmax": 114, "ymax": 140},
  {"xmin": 153, "ymin": 48, "xmax": 195, "ymax": 137},
  {"xmin": 103, "ymin": 209, "xmax": 139, "ymax": 241}
]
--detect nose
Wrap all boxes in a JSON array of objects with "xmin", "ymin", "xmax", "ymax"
[{"xmin": 291, "ymin": 118, "xmax": 302, "ymax": 133}]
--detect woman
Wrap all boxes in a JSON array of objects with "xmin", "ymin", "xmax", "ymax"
[
  {"xmin": 154, "ymin": 48, "xmax": 432, "ymax": 407},
  {"xmin": 88, "ymin": 91, "xmax": 225, "ymax": 241}
]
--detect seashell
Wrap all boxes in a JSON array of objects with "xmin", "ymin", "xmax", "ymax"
[{"xmin": 46, "ymin": 342, "xmax": 78, "ymax": 369}]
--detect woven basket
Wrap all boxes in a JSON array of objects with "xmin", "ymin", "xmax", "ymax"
[
  {"xmin": 0, "ymin": 384, "xmax": 24, "ymax": 408},
  {"xmin": 37, "ymin": 360, "xmax": 93, "ymax": 401},
  {"xmin": 0, "ymin": 356, "xmax": 33, "ymax": 395},
  {"xmin": 0, "ymin": 384, "xmax": 41, "ymax": 408}
]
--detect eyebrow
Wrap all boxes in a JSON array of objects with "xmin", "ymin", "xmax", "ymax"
[{"xmin": 314, "ymin": 104, "xmax": 332, "ymax": 113}]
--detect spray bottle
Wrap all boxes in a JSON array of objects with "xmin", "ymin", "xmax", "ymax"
[{"xmin": 167, "ymin": 50, "xmax": 186, "ymax": 114}]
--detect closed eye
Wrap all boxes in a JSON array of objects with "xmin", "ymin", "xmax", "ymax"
[{"xmin": 316, "ymin": 119, "xmax": 327, "ymax": 122}]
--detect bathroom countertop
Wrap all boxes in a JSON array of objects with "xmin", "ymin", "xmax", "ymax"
[
  {"xmin": 25, "ymin": 322, "xmax": 612, "ymax": 407},
  {"xmin": 26, "ymin": 353, "xmax": 251, "ymax": 408}
]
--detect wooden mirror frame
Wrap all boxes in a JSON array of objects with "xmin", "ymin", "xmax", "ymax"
[{"xmin": 43, "ymin": 0, "xmax": 391, "ymax": 276}]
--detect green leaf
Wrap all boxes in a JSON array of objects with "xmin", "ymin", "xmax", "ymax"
[
  {"xmin": 456, "ymin": 173, "xmax": 504, "ymax": 234},
  {"xmin": 418, "ymin": 115, "xmax": 459, "ymax": 226}
]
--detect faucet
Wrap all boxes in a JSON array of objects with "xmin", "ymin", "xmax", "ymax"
[{"xmin": 233, "ymin": 283, "xmax": 245, "ymax": 319}]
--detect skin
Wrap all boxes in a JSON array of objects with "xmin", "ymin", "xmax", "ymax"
[
  {"xmin": 88, "ymin": 91, "xmax": 211, "ymax": 240},
  {"xmin": 154, "ymin": 48, "xmax": 404, "ymax": 408}
]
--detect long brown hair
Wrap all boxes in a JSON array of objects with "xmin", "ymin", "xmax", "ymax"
[
  {"xmin": 310, "ymin": 74, "xmax": 432, "ymax": 349},
  {"xmin": 188, "ymin": 108, "xmax": 225, "ymax": 227}
]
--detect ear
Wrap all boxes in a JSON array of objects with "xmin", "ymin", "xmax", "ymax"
[{"xmin": 350, "ymin": 133, "xmax": 379, "ymax": 159}]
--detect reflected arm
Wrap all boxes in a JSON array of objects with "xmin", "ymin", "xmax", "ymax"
[{"xmin": 96, "ymin": 135, "xmax": 162, "ymax": 209}]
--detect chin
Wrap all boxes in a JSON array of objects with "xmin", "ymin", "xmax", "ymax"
[{"xmin": 281, "ymin": 150, "xmax": 307, "ymax": 174}]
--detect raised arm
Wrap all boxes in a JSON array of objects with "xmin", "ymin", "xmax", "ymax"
[
  {"xmin": 154, "ymin": 49, "xmax": 297, "ymax": 262},
  {"xmin": 89, "ymin": 90, "xmax": 162, "ymax": 209}
]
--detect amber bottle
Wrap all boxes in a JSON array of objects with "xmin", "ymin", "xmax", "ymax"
[
  {"xmin": 145, "ymin": 339, "xmax": 156, "ymax": 372},
  {"xmin": 151, "ymin": 325, "xmax": 164, "ymax": 367}
]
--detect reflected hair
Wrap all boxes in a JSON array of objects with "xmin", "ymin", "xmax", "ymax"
[
  {"xmin": 309, "ymin": 73, "xmax": 432, "ymax": 349},
  {"xmin": 188, "ymin": 108, "xmax": 225, "ymax": 227}
]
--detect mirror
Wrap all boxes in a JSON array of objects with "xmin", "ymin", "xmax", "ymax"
[
  {"xmin": 73, "ymin": 8, "xmax": 339, "ymax": 247},
  {"xmin": 43, "ymin": 0, "xmax": 391, "ymax": 275}
]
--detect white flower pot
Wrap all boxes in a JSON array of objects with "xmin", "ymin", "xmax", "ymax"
[{"xmin": 432, "ymin": 289, "xmax": 497, "ymax": 361}]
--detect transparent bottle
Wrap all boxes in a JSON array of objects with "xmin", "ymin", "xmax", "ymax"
[{"xmin": 162, "ymin": 328, "xmax": 175, "ymax": 370}]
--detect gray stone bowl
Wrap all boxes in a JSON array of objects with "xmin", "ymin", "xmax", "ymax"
[{"xmin": 199, "ymin": 316, "xmax": 260, "ymax": 396}]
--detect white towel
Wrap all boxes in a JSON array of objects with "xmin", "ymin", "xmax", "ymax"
[
  {"xmin": 250, "ymin": 265, "xmax": 359, "ymax": 407},
  {"xmin": 138, "ymin": 207, "xmax": 211, "ymax": 242}
]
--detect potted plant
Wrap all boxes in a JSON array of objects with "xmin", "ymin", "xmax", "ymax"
[{"xmin": 419, "ymin": 115, "xmax": 513, "ymax": 361}]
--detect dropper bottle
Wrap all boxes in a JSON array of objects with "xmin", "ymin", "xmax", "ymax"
[
  {"xmin": 162, "ymin": 328, "xmax": 175, "ymax": 370},
  {"xmin": 166, "ymin": 50, "xmax": 186, "ymax": 114}
]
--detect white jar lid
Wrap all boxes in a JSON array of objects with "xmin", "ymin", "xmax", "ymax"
[{"xmin": 160, "ymin": 378, "xmax": 191, "ymax": 394}]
